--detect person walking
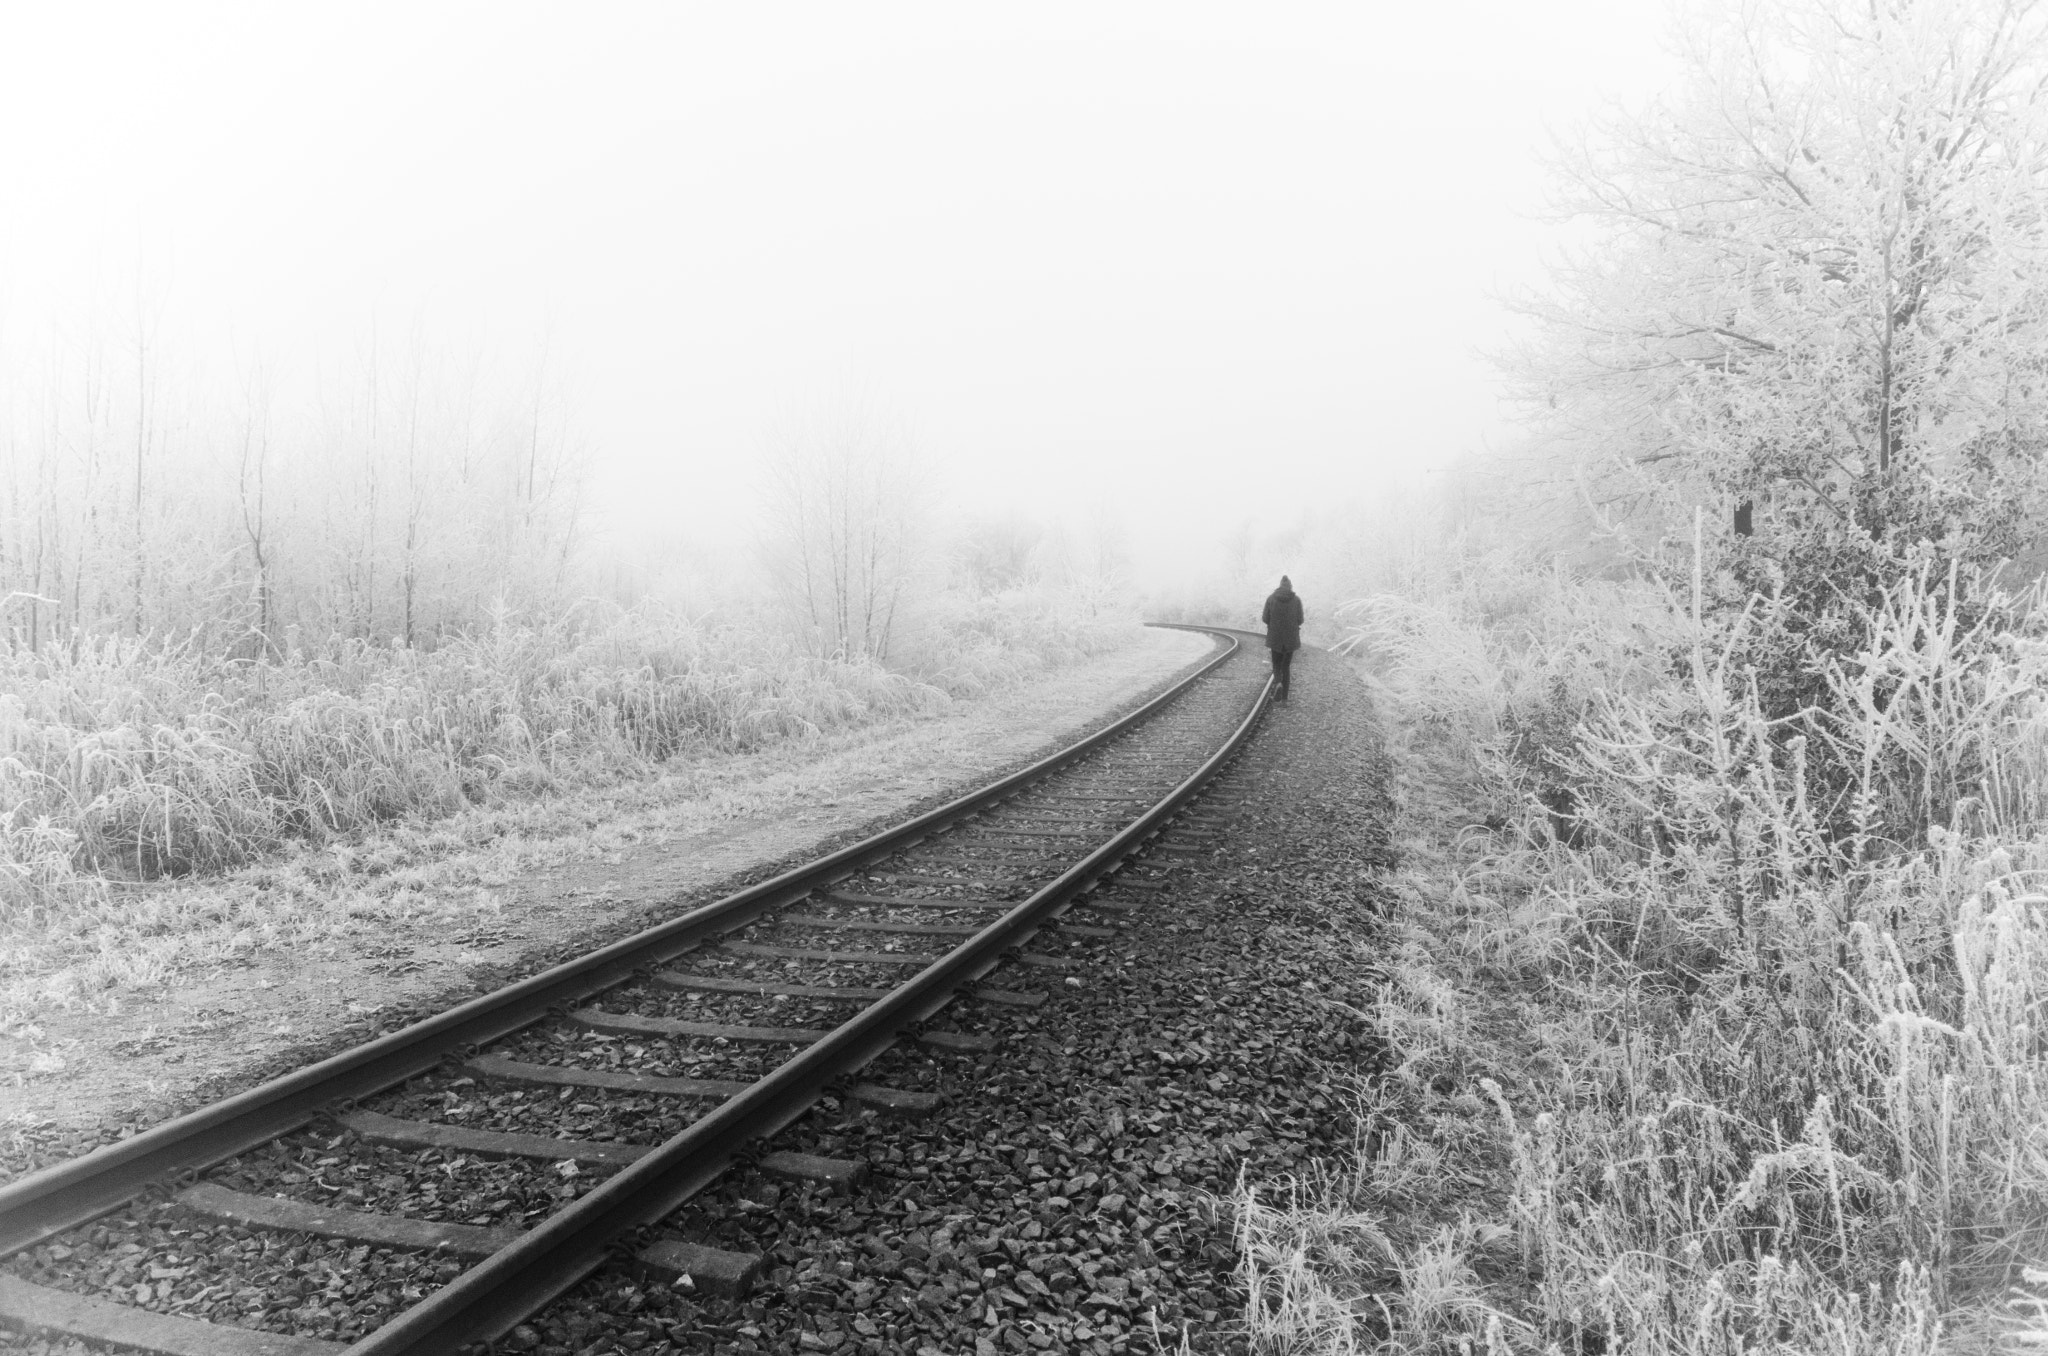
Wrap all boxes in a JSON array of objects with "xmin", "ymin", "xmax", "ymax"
[{"xmin": 1261, "ymin": 575, "xmax": 1303, "ymax": 700}]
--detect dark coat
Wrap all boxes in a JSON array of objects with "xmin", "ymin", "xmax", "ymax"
[{"xmin": 1262, "ymin": 586, "xmax": 1303, "ymax": 652}]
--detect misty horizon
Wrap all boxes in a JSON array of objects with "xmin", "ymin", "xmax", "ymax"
[{"xmin": 0, "ymin": 1, "xmax": 1675, "ymax": 591}]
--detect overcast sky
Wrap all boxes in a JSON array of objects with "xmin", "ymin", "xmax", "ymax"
[{"xmin": 0, "ymin": 2, "xmax": 1677, "ymax": 576}]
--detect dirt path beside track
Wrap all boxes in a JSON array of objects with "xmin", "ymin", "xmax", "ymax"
[
  {"xmin": 0, "ymin": 642, "xmax": 1401, "ymax": 1356},
  {"xmin": 0, "ymin": 628, "xmax": 1211, "ymax": 1180}
]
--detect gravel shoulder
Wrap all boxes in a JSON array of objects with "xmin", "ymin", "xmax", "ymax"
[
  {"xmin": 0, "ymin": 640, "xmax": 1400, "ymax": 1356},
  {"xmin": 489, "ymin": 644, "xmax": 1396, "ymax": 1356},
  {"xmin": 0, "ymin": 627, "xmax": 1210, "ymax": 1181}
]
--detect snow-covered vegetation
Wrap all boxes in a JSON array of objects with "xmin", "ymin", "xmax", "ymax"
[
  {"xmin": 1238, "ymin": 1, "xmax": 2048, "ymax": 1349},
  {"xmin": 0, "ymin": 334, "xmax": 1136, "ymax": 936},
  {"xmin": 1240, "ymin": 553, "xmax": 2048, "ymax": 1351}
]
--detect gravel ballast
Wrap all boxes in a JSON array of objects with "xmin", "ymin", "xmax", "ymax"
[
  {"xmin": 0, "ymin": 629, "xmax": 1212, "ymax": 1161},
  {"xmin": 478, "ymin": 645, "xmax": 1393, "ymax": 1356},
  {"xmin": 0, "ymin": 643, "xmax": 1396, "ymax": 1356}
]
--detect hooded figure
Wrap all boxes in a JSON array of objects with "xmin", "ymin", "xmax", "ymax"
[{"xmin": 1262, "ymin": 576, "xmax": 1304, "ymax": 699}]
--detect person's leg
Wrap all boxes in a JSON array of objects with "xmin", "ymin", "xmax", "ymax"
[{"xmin": 1280, "ymin": 648, "xmax": 1293, "ymax": 697}]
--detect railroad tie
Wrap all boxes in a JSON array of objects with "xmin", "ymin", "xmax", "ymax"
[
  {"xmin": 177, "ymin": 1181, "xmax": 521, "ymax": 1260},
  {"xmin": 721, "ymin": 940, "xmax": 1075, "ymax": 969},
  {"xmin": 335, "ymin": 1109, "xmax": 860, "ymax": 1192},
  {"xmin": 467, "ymin": 1052, "xmax": 939, "ymax": 1123},
  {"xmin": 333, "ymin": 1109, "xmax": 647, "ymax": 1168},
  {"xmin": 579, "ymin": 998, "xmax": 997, "ymax": 1057},
  {"xmin": 973, "ymin": 826, "xmax": 1096, "ymax": 838},
  {"xmin": 568, "ymin": 1006, "xmax": 824, "ymax": 1044},
  {"xmin": 847, "ymin": 1083, "xmax": 943, "ymax": 1117},
  {"xmin": 652, "ymin": 971, "xmax": 894, "ymax": 1001},
  {"xmin": 915, "ymin": 1030, "xmax": 996, "ymax": 1053},
  {"xmin": 865, "ymin": 871, "xmax": 1011, "ymax": 889},
  {"xmin": 175, "ymin": 1182, "xmax": 764, "ymax": 1300},
  {"xmin": 755, "ymin": 1151, "xmax": 867, "ymax": 1190},
  {"xmin": 965, "ymin": 986, "xmax": 1046, "ymax": 1008},
  {"xmin": 633, "ymin": 1239, "xmax": 764, "ymax": 1297},
  {"xmin": 779, "ymin": 914, "xmax": 984, "ymax": 936},
  {"xmin": 1013, "ymin": 953, "xmax": 1083, "ymax": 971},
  {"xmin": 1039, "ymin": 793, "xmax": 1148, "ymax": 803},
  {"xmin": 994, "ymin": 811, "xmax": 1111, "ymax": 823},
  {"xmin": 466, "ymin": 1052, "xmax": 751, "ymax": 1098},
  {"xmin": 819, "ymin": 890, "xmax": 1007, "ymax": 911},
  {"xmin": 657, "ymin": 967, "xmax": 1039, "ymax": 1009},
  {"xmin": 925, "ymin": 841, "xmax": 1078, "ymax": 855},
  {"xmin": 0, "ymin": 1274, "xmax": 346, "ymax": 1356},
  {"xmin": 719, "ymin": 941, "xmax": 944, "ymax": 965}
]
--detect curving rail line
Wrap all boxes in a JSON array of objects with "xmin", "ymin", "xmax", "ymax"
[{"xmin": 0, "ymin": 623, "xmax": 1274, "ymax": 1355}]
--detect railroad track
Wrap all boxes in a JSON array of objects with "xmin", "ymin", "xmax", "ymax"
[{"xmin": 0, "ymin": 624, "xmax": 1271, "ymax": 1355}]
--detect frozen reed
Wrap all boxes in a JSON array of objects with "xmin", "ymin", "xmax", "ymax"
[
  {"xmin": 1241, "ymin": 553, "xmax": 2048, "ymax": 1353},
  {"xmin": 0, "ymin": 590, "xmax": 1134, "ymax": 926}
]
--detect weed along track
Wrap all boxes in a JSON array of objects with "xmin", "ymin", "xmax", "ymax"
[{"xmin": 0, "ymin": 625, "xmax": 1271, "ymax": 1355}]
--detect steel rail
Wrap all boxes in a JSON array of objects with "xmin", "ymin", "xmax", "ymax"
[
  {"xmin": 0, "ymin": 627, "xmax": 1242, "ymax": 1259},
  {"xmin": 343, "ymin": 643, "xmax": 1277, "ymax": 1354}
]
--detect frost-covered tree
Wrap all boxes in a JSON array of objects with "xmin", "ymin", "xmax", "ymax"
[
  {"xmin": 760, "ymin": 408, "xmax": 929, "ymax": 663},
  {"xmin": 1518, "ymin": 0, "xmax": 2048, "ymax": 600},
  {"xmin": 0, "ymin": 309, "xmax": 586, "ymax": 653},
  {"xmin": 954, "ymin": 515, "xmax": 1044, "ymax": 596}
]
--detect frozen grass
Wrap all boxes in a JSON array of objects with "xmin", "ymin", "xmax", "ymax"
[
  {"xmin": 1239, "ymin": 555, "xmax": 2048, "ymax": 1353},
  {"xmin": 0, "ymin": 735, "xmax": 851, "ymax": 1024},
  {"xmin": 906, "ymin": 583, "xmax": 1137, "ymax": 696},
  {"xmin": 1, "ymin": 608, "xmax": 940, "ymax": 884},
  {"xmin": 0, "ymin": 592, "xmax": 1136, "ymax": 1015}
]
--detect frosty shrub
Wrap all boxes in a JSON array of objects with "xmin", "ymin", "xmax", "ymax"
[
  {"xmin": 1241, "ymin": 551, "xmax": 2048, "ymax": 1354},
  {"xmin": 0, "ymin": 591, "xmax": 1139, "ymax": 921}
]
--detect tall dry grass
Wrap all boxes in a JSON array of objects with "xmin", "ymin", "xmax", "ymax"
[
  {"xmin": 0, "ymin": 591, "xmax": 1135, "ymax": 929},
  {"xmin": 1240, "ymin": 550, "xmax": 2048, "ymax": 1353},
  {"xmin": 907, "ymin": 582, "xmax": 1137, "ymax": 697}
]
